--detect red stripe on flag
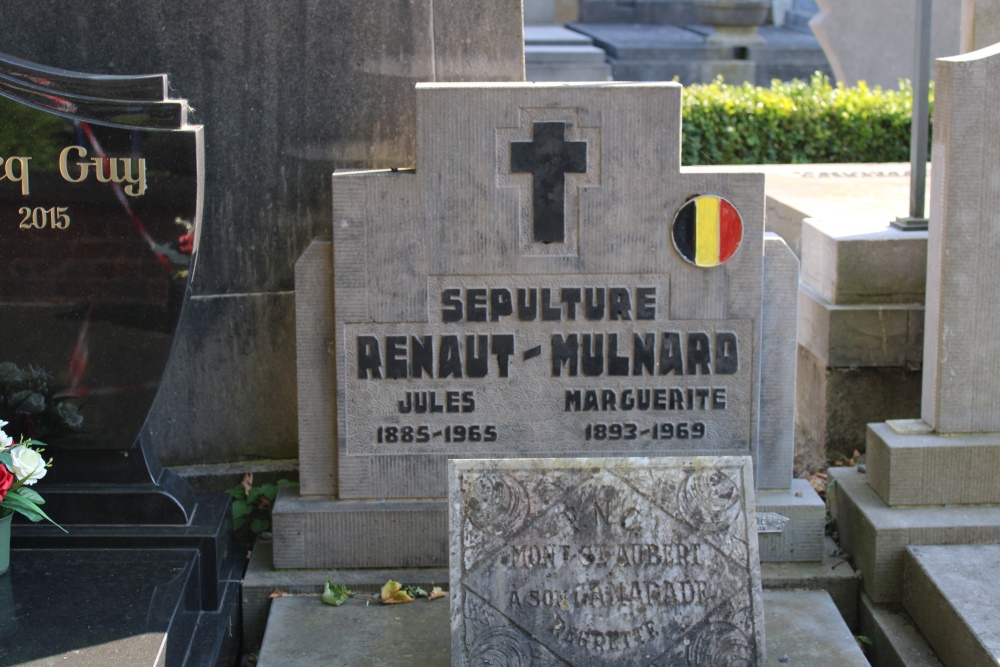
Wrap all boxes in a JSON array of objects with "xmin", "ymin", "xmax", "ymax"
[{"xmin": 718, "ymin": 199, "xmax": 742, "ymax": 262}]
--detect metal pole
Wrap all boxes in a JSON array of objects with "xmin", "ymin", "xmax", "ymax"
[{"xmin": 894, "ymin": 0, "xmax": 932, "ymax": 230}]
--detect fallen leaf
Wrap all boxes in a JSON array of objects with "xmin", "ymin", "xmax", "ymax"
[
  {"xmin": 381, "ymin": 579, "xmax": 414, "ymax": 605},
  {"xmin": 428, "ymin": 587, "xmax": 446, "ymax": 601},
  {"xmin": 268, "ymin": 588, "xmax": 286, "ymax": 599},
  {"xmin": 241, "ymin": 472, "xmax": 254, "ymax": 495},
  {"xmin": 322, "ymin": 580, "xmax": 353, "ymax": 606}
]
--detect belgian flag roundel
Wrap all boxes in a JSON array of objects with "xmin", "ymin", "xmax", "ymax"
[{"xmin": 672, "ymin": 195, "xmax": 744, "ymax": 267}]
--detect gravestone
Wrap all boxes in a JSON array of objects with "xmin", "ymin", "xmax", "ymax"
[
  {"xmin": 830, "ymin": 41, "xmax": 1000, "ymax": 661},
  {"xmin": 0, "ymin": 52, "xmax": 239, "ymax": 666},
  {"xmin": 276, "ymin": 80, "xmax": 825, "ymax": 571},
  {"xmin": 449, "ymin": 456, "xmax": 766, "ymax": 666},
  {"xmin": 812, "ymin": 0, "xmax": 961, "ymax": 88},
  {"xmin": 0, "ymin": 1, "xmax": 524, "ymax": 469}
]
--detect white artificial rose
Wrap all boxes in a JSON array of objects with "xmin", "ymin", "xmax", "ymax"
[
  {"xmin": 9, "ymin": 445, "xmax": 46, "ymax": 485},
  {"xmin": 0, "ymin": 421, "xmax": 12, "ymax": 452}
]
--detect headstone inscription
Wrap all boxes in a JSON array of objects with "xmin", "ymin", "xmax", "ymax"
[
  {"xmin": 449, "ymin": 456, "xmax": 767, "ymax": 666},
  {"xmin": 277, "ymin": 81, "xmax": 823, "ymax": 570}
]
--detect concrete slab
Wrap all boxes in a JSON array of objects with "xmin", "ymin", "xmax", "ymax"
[
  {"xmin": 764, "ymin": 590, "xmax": 870, "ymax": 666},
  {"xmin": 242, "ymin": 538, "xmax": 450, "ymax": 655},
  {"xmin": 828, "ymin": 466, "xmax": 1000, "ymax": 603},
  {"xmin": 256, "ymin": 588, "xmax": 866, "ymax": 667},
  {"xmin": 257, "ymin": 596, "xmax": 451, "ymax": 667},
  {"xmin": 867, "ymin": 422, "xmax": 1000, "ymax": 506},
  {"xmin": 904, "ymin": 545, "xmax": 1000, "ymax": 667},
  {"xmin": 858, "ymin": 592, "xmax": 943, "ymax": 667},
  {"xmin": 526, "ymin": 63, "xmax": 614, "ymax": 81}
]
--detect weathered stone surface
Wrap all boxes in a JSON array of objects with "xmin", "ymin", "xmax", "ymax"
[
  {"xmin": 798, "ymin": 284, "xmax": 924, "ymax": 369},
  {"xmin": 858, "ymin": 593, "xmax": 944, "ymax": 667},
  {"xmin": 828, "ymin": 466, "xmax": 1000, "ymax": 603},
  {"xmin": 330, "ymin": 83, "xmax": 768, "ymax": 500},
  {"xmin": 812, "ymin": 0, "xmax": 961, "ymax": 88},
  {"xmin": 764, "ymin": 591, "xmax": 869, "ymax": 667},
  {"xmin": 923, "ymin": 44, "xmax": 1000, "ymax": 433},
  {"xmin": 868, "ymin": 422, "xmax": 1000, "ymax": 506},
  {"xmin": 904, "ymin": 545, "xmax": 1000, "ymax": 667},
  {"xmin": 449, "ymin": 456, "xmax": 766, "ymax": 666},
  {"xmin": 795, "ymin": 346, "xmax": 921, "ymax": 460}
]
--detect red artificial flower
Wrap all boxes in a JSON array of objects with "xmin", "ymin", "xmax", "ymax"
[
  {"xmin": 178, "ymin": 231, "xmax": 194, "ymax": 255},
  {"xmin": 0, "ymin": 465, "xmax": 14, "ymax": 502}
]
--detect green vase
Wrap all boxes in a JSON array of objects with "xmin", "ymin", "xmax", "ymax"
[{"xmin": 0, "ymin": 513, "xmax": 11, "ymax": 576}]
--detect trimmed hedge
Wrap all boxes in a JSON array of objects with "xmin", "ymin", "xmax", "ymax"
[{"xmin": 681, "ymin": 73, "xmax": 931, "ymax": 166}]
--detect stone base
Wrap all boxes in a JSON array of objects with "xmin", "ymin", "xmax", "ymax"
[
  {"xmin": 272, "ymin": 478, "xmax": 826, "ymax": 571},
  {"xmin": 271, "ymin": 488, "xmax": 448, "ymax": 569},
  {"xmin": 757, "ymin": 479, "xmax": 826, "ymax": 562},
  {"xmin": 256, "ymin": 589, "xmax": 867, "ymax": 666},
  {"xmin": 858, "ymin": 592, "xmax": 943, "ymax": 667},
  {"xmin": 867, "ymin": 421, "xmax": 1000, "ymax": 506},
  {"xmin": 828, "ymin": 466, "xmax": 1000, "ymax": 603},
  {"xmin": 796, "ymin": 346, "xmax": 921, "ymax": 460},
  {"xmin": 904, "ymin": 545, "xmax": 1000, "ymax": 667}
]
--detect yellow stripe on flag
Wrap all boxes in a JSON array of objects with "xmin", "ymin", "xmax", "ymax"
[{"xmin": 695, "ymin": 196, "xmax": 720, "ymax": 266}]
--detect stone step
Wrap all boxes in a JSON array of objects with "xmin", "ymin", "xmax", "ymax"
[
  {"xmin": 858, "ymin": 592, "xmax": 943, "ymax": 667},
  {"xmin": 867, "ymin": 421, "xmax": 1000, "ymax": 507},
  {"xmin": 243, "ymin": 535, "xmax": 858, "ymax": 655},
  {"xmin": 256, "ymin": 589, "xmax": 868, "ymax": 667},
  {"xmin": 828, "ymin": 466, "xmax": 1000, "ymax": 604},
  {"xmin": 903, "ymin": 545, "xmax": 1000, "ymax": 667}
]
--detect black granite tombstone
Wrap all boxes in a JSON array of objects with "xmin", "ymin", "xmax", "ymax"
[{"xmin": 0, "ymin": 53, "xmax": 238, "ymax": 666}]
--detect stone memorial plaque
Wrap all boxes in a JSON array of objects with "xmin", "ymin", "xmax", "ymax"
[
  {"xmin": 331, "ymin": 84, "xmax": 766, "ymax": 500},
  {"xmin": 449, "ymin": 456, "xmax": 766, "ymax": 666}
]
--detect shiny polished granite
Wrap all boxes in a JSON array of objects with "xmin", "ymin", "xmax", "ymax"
[{"xmin": 0, "ymin": 548, "xmax": 239, "ymax": 667}]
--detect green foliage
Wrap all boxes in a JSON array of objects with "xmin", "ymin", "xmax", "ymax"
[
  {"xmin": 682, "ymin": 73, "xmax": 931, "ymax": 166},
  {"xmin": 226, "ymin": 476, "xmax": 297, "ymax": 545}
]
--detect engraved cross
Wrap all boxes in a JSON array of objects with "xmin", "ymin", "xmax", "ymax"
[{"xmin": 511, "ymin": 121, "xmax": 587, "ymax": 244}]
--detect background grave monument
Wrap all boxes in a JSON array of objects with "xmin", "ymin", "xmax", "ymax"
[
  {"xmin": 449, "ymin": 456, "xmax": 767, "ymax": 666},
  {"xmin": 830, "ymin": 42, "xmax": 1000, "ymax": 666},
  {"xmin": 276, "ymin": 81, "xmax": 824, "ymax": 577},
  {"xmin": 811, "ymin": 0, "xmax": 961, "ymax": 88}
]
